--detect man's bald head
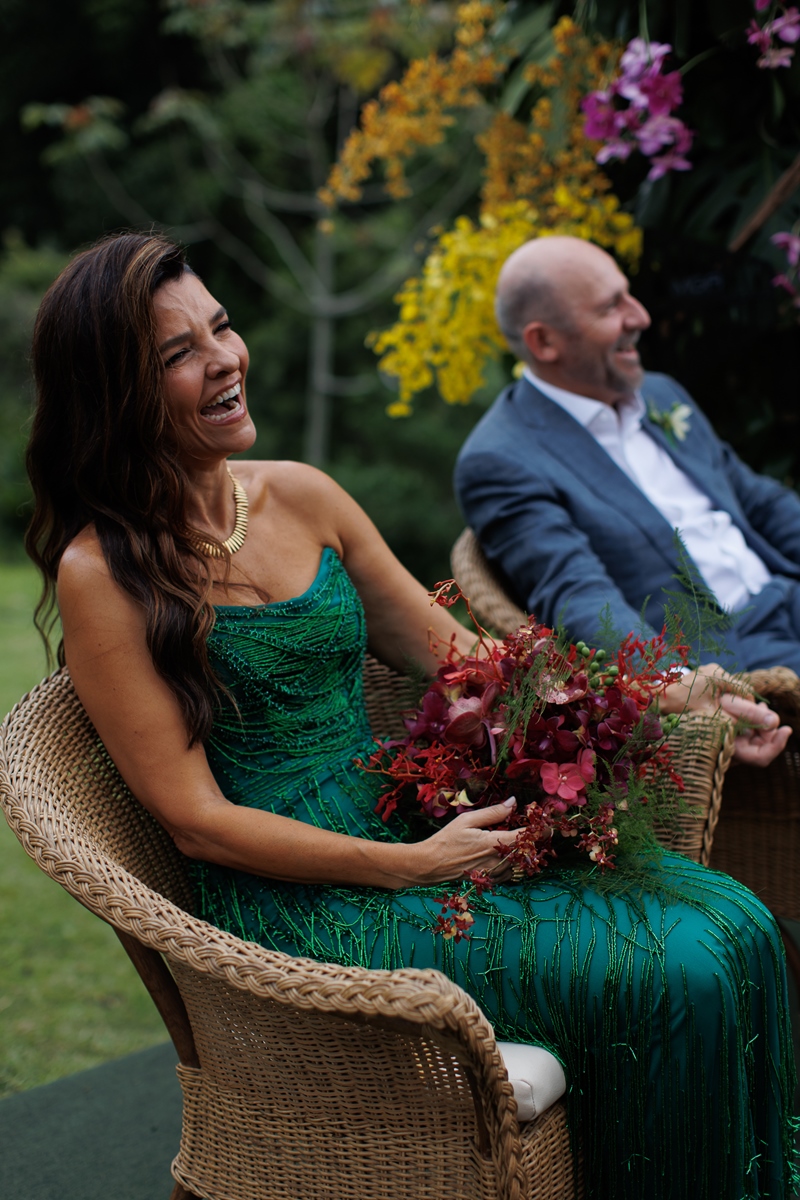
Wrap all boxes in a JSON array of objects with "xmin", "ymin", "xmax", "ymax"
[
  {"xmin": 495, "ymin": 237, "xmax": 617, "ymax": 361},
  {"xmin": 493, "ymin": 236, "xmax": 651, "ymax": 404}
]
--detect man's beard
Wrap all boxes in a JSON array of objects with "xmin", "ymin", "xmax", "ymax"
[{"xmin": 567, "ymin": 335, "xmax": 644, "ymax": 398}]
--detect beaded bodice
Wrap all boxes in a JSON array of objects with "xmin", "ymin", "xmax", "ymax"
[{"xmin": 204, "ymin": 547, "xmax": 387, "ymax": 834}]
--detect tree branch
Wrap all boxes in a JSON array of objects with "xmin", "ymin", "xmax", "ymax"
[
  {"xmin": 241, "ymin": 182, "xmax": 324, "ymax": 295},
  {"xmin": 729, "ymin": 150, "xmax": 800, "ymax": 253},
  {"xmin": 317, "ymin": 158, "xmax": 482, "ymax": 317}
]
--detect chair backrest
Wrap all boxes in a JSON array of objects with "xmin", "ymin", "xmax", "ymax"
[
  {"xmin": 451, "ymin": 528, "xmax": 527, "ymax": 635},
  {"xmin": 0, "ymin": 666, "xmax": 539, "ymax": 1200}
]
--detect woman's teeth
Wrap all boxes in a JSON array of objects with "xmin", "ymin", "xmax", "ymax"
[{"xmin": 201, "ymin": 382, "xmax": 242, "ymax": 421}]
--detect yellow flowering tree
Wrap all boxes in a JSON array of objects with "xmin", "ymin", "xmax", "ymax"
[{"xmin": 324, "ymin": 6, "xmax": 642, "ymax": 414}]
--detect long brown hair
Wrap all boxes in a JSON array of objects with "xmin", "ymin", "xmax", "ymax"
[{"xmin": 26, "ymin": 231, "xmax": 223, "ymax": 745}]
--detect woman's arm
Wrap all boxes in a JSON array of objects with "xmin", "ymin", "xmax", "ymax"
[
  {"xmin": 302, "ymin": 472, "xmax": 791, "ymax": 767},
  {"xmin": 57, "ymin": 534, "xmax": 516, "ymax": 888},
  {"xmin": 277, "ymin": 466, "xmax": 478, "ymax": 671}
]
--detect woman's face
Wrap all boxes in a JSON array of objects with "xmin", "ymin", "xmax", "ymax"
[{"xmin": 153, "ymin": 272, "xmax": 256, "ymax": 467}]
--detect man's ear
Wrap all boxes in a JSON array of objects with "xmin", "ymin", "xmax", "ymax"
[{"xmin": 522, "ymin": 321, "xmax": 561, "ymax": 364}]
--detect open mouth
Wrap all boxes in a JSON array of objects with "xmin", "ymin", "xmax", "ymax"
[
  {"xmin": 614, "ymin": 344, "xmax": 641, "ymax": 365},
  {"xmin": 200, "ymin": 381, "xmax": 244, "ymax": 423}
]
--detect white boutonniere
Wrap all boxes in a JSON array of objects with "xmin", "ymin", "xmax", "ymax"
[{"xmin": 647, "ymin": 400, "xmax": 692, "ymax": 444}]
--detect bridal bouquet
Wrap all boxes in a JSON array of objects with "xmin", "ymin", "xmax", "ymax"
[{"xmin": 362, "ymin": 582, "xmax": 690, "ymax": 939}]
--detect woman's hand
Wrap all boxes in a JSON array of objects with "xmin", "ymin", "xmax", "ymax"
[
  {"xmin": 660, "ymin": 664, "xmax": 792, "ymax": 766},
  {"xmin": 405, "ymin": 798, "xmax": 519, "ymax": 888}
]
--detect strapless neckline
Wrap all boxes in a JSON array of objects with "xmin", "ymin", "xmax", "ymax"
[{"xmin": 212, "ymin": 546, "xmax": 336, "ymax": 612}]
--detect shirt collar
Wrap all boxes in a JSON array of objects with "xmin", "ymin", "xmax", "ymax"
[{"xmin": 522, "ymin": 366, "xmax": 644, "ymax": 431}]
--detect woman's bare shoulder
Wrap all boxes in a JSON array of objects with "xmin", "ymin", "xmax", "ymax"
[
  {"xmin": 58, "ymin": 526, "xmax": 106, "ymax": 585},
  {"xmin": 234, "ymin": 459, "xmax": 346, "ymax": 511},
  {"xmin": 57, "ymin": 527, "xmax": 137, "ymax": 620}
]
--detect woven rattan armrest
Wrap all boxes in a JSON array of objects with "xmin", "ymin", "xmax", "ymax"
[{"xmin": 0, "ymin": 669, "xmax": 580, "ymax": 1200}]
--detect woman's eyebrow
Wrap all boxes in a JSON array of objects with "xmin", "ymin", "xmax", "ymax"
[
  {"xmin": 159, "ymin": 330, "xmax": 191, "ymax": 353},
  {"xmin": 158, "ymin": 308, "xmax": 227, "ymax": 353}
]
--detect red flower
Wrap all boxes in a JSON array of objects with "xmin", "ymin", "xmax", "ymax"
[
  {"xmin": 359, "ymin": 583, "xmax": 688, "ymax": 935},
  {"xmin": 540, "ymin": 749, "xmax": 596, "ymax": 806}
]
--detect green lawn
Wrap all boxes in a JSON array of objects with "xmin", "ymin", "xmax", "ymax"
[{"xmin": 0, "ymin": 562, "xmax": 165, "ymax": 1098}]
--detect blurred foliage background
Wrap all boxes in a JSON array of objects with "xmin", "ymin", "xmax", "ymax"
[
  {"xmin": 2, "ymin": 0, "xmax": 799, "ymax": 584},
  {"xmin": 1, "ymin": 0, "xmax": 800, "ymax": 1093}
]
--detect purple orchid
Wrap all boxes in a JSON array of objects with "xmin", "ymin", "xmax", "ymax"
[
  {"xmin": 749, "ymin": 2, "xmax": 800, "ymax": 66},
  {"xmin": 772, "ymin": 231, "xmax": 800, "ymax": 265},
  {"xmin": 619, "ymin": 37, "xmax": 671, "ymax": 78},
  {"xmin": 748, "ymin": 19, "xmax": 774, "ymax": 51},
  {"xmin": 636, "ymin": 69, "xmax": 684, "ymax": 116},
  {"xmin": 773, "ymin": 272, "xmax": 799, "ymax": 295},
  {"xmin": 772, "ymin": 7, "xmax": 800, "ymax": 40},
  {"xmin": 582, "ymin": 37, "xmax": 693, "ymax": 179},
  {"xmin": 759, "ymin": 44, "xmax": 795, "ymax": 66},
  {"xmin": 582, "ymin": 90, "xmax": 620, "ymax": 141},
  {"xmin": 647, "ymin": 148, "xmax": 692, "ymax": 179},
  {"xmin": 636, "ymin": 114, "xmax": 685, "ymax": 155},
  {"xmin": 596, "ymin": 138, "xmax": 634, "ymax": 164}
]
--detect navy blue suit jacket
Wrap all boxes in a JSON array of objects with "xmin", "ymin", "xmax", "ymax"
[{"xmin": 454, "ymin": 373, "xmax": 800, "ymax": 655}]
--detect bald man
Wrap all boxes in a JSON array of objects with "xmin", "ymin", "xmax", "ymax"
[{"xmin": 454, "ymin": 236, "xmax": 800, "ymax": 673}]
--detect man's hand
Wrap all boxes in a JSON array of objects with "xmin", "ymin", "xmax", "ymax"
[
  {"xmin": 717, "ymin": 691, "xmax": 792, "ymax": 765},
  {"xmin": 659, "ymin": 663, "xmax": 792, "ymax": 766}
]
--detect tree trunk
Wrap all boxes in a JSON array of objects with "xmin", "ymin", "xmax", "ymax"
[{"xmin": 304, "ymin": 225, "xmax": 335, "ymax": 467}]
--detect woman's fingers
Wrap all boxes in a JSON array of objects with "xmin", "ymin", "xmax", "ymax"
[
  {"xmin": 417, "ymin": 799, "xmax": 521, "ymax": 884},
  {"xmin": 455, "ymin": 797, "xmax": 516, "ymax": 828}
]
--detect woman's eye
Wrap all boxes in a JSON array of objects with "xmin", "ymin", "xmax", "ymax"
[{"xmin": 165, "ymin": 348, "xmax": 189, "ymax": 368}]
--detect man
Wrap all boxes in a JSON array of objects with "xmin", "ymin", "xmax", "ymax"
[{"xmin": 455, "ymin": 235, "xmax": 800, "ymax": 681}]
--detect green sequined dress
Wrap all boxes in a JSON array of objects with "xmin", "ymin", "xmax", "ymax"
[{"xmin": 190, "ymin": 547, "xmax": 797, "ymax": 1199}]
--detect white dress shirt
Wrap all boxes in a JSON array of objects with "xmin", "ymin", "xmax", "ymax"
[{"xmin": 523, "ymin": 369, "xmax": 771, "ymax": 611}]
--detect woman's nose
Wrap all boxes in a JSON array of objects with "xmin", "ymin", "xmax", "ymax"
[{"xmin": 208, "ymin": 346, "xmax": 240, "ymax": 375}]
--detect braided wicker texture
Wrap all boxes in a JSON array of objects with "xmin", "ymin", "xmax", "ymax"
[
  {"xmin": 452, "ymin": 528, "xmax": 528, "ymax": 635},
  {"xmin": 0, "ymin": 661, "xmax": 581, "ymax": 1200},
  {"xmin": 451, "ymin": 527, "xmax": 736, "ymax": 866},
  {"xmin": 708, "ymin": 667, "xmax": 800, "ymax": 921}
]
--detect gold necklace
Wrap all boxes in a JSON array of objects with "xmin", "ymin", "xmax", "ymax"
[{"xmin": 188, "ymin": 469, "xmax": 249, "ymax": 558}]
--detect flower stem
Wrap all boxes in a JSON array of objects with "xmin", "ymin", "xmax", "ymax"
[
  {"xmin": 679, "ymin": 46, "xmax": 719, "ymax": 77},
  {"xmin": 639, "ymin": 0, "xmax": 650, "ymax": 50}
]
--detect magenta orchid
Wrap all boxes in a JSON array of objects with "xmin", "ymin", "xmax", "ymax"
[
  {"xmin": 582, "ymin": 37, "xmax": 693, "ymax": 181},
  {"xmin": 772, "ymin": 231, "xmax": 800, "ymax": 265},
  {"xmin": 748, "ymin": 2, "xmax": 800, "ymax": 67},
  {"xmin": 770, "ymin": 230, "xmax": 800, "ymax": 309}
]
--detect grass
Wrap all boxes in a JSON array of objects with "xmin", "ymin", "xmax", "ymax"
[{"xmin": 0, "ymin": 562, "xmax": 165, "ymax": 1098}]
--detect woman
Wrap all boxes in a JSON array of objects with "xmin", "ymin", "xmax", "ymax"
[{"xmin": 26, "ymin": 233, "xmax": 797, "ymax": 1198}]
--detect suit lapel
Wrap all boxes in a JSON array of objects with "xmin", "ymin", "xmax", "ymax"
[
  {"xmin": 512, "ymin": 380, "xmax": 689, "ymax": 567},
  {"xmin": 640, "ymin": 390, "xmax": 746, "ymax": 522}
]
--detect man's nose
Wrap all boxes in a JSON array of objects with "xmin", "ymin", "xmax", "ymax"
[{"xmin": 625, "ymin": 295, "xmax": 651, "ymax": 329}]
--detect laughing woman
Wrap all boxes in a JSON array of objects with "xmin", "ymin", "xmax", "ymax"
[{"xmin": 26, "ymin": 232, "xmax": 797, "ymax": 1199}]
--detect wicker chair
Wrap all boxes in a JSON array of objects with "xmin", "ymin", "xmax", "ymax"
[
  {"xmin": 451, "ymin": 527, "xmax": 800, "ymax": 927},
  {"xmin": 1, "ymin": 661, "xmax": 584, "ymax": 1200}
]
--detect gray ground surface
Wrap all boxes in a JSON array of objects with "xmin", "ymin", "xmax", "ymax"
[{"xmin": 0, "ymin": 1042, "xmax": 180, "ymax": 1200}]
